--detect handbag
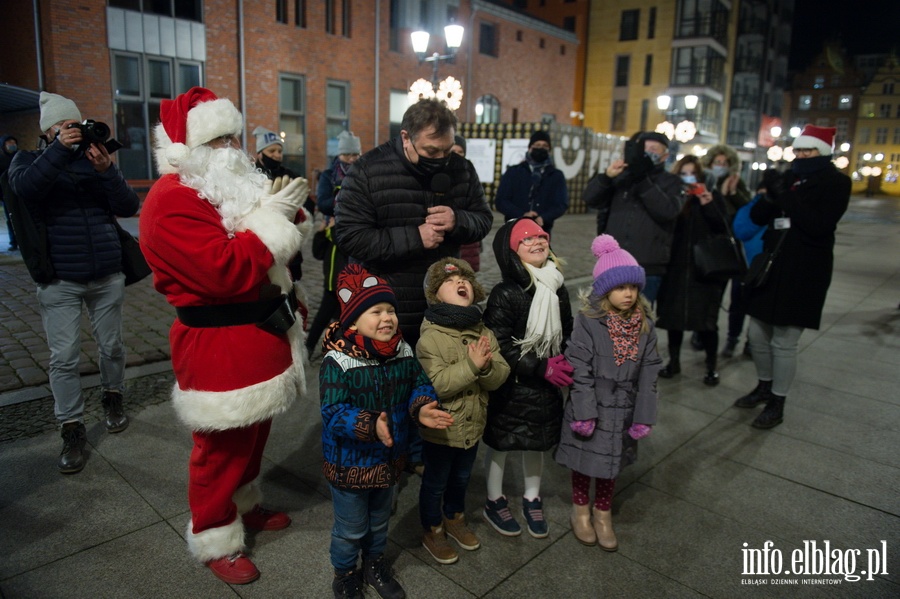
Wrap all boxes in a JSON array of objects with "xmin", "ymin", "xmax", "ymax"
[
  {"xmin": 692, "ymin": 204, "xmax": 746, "ymax": 281},
  {"xmin": 113, "ymin": 220, "xmax": 152, "ymax": 286},
  {"xmin": 743, "ymin": 230, "xmax": 787, "ymax": 290}
]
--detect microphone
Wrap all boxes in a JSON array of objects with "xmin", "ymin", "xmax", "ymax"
[{"xmin": 430, "ymin": 172, "xmax": 452, "ymax": 206}]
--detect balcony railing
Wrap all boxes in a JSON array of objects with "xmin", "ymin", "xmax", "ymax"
[{"xmin": 675, "ymin": 13, "xmax": 729, "ymax": 47}]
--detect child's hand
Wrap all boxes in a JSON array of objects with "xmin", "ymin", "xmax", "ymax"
[
  {"xmin": 376, "ymin": 412, "xmax": 394, "ymax": 447},
  {"xmin": 627, "ymin": 423, "xmax": 652, "ymax": 440},
  {"xmin": 468, "ymin": 336, "xmax": 492, "ymax": 370},
  {"xmin": 418, "ymin": 401, "xmax": 455, "ymax": 429},
  {"xmin": 544, "ymin": 355, "xmax": 574, "ymax": 387}
]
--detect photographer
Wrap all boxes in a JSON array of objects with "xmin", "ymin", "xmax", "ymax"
[
  {"xmin": 8, "ymin": 91, "xmax": 139, "ymax": 473},
  {"xmin": 736, "ymin": 125, "xmax": 850, "ymax": 429},
  {"xmin": 583, "ymin": 131, "xmax": 683, "ymax": 303}
]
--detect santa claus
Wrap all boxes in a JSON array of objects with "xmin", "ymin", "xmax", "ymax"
[{"xmin": 140, "ymin": 87, "xmax": 309, "ymax": 584}]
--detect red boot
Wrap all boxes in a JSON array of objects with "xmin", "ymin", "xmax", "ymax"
[
  {"xmin": 206, "ymin": 552, "xmax": 260, "ymax": 584},
  {"xmin": 242, "ymin": 505, "xmax": 292, "ymax": 531}
]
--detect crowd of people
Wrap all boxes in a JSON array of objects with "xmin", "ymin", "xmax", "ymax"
[{"xmin": 3, "ymin": 86, "xmax": 850, "ymax": 598}]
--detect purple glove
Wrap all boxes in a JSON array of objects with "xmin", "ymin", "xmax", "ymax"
[
  {"xmin": 628, "ymin": 424, "xmax": 652, "ymax": 440},
  {"xmin": 570, "ymin": 419, "xmax": 596, "ymax": 436},
  {"xmin": 544, "ymin": 355, "xmax": 574, "ymax": 387}
]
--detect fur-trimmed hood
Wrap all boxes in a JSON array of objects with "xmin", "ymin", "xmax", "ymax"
[{"xmin": 702, "ymin": 144, "xmax": 741, "ymax": 174}]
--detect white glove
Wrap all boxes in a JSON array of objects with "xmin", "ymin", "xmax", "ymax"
[{"xmin": 261, "ymin": 175, "xmax": 309, "ymax": 220}]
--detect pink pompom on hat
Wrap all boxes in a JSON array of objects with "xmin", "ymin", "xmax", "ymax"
[
  {"xmin": 591, "ymin": 234, "xmax": 645, "ymax": 298},
  {"xmin": 153, "ymin": 86, "xmax": 243, "ymax": 174},
  {"xmin": 792, "ymin": 124, "xmax": 835, "ymax": 156}
]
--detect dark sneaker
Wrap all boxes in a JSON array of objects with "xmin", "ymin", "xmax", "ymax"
[
  {"xmin": 332, "ymin": 569, "xmax": 364, "ymax": 599},
  {"xmin": 58, "ymin": 421, "xmax": 87, "ymax": 474},
  {"xmin": 752, "ymin": 396, "xmax": 785, "ymax": 430},
  {"xmin": 206, "ymin": 551, "xmax": 260, "ymax": 584},
  {"xmin": 363, "ymin": 555, "xmax": 406, "ymax": 599},
  {"xmin": 482, "ymin": 496, "xmax": 521, "ymax": 537},
  {"xmin": 522, "ymin": 496, "xmax": 549, "ymax": 538},
  {"xmin": 101, "ymin": 391, "xmax": 129, "ymax": 433}
]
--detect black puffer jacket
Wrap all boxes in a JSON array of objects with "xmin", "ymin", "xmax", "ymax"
[
  {"xmin": 9, "ymin": 139, "xmax": 139, "ymax": 282},
  {"xmin": 482, "ymin": 218, "xmax": 573, "ymax": 452},
  {"xmin": 583, "ymin": 165, "xmax": 682, "ymax": 275},
  {"xmin": 334, "ymin": 137, "xmax": 493, "ymax": 345}
]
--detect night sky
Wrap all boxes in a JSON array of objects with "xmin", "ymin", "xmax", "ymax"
[{"xmin": 789, "ymin": 0, "xmax": 900, "ymax": 70}]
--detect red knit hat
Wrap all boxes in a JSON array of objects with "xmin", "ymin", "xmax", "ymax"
[
  {"xmin": 336, "ymin": 265, "xmax": 398, "ymax": 330},
  {"xmin": 153, "ymin": 86, "xmax": 243, "ymax": 174},
  {"xmin": 792, "ymin": 125, "xmax": 835, "ymax": 156},
  {"xmin": 509, "ymin": 218, "xmax": 549, "ymax": 250}
]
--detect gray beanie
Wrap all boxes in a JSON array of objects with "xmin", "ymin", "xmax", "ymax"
[
  {"xmin": 39, "ymin": 92, "xmax": 82, "ymax": 132},
  {"xmin": 337, "ymin": 130, "xmax": 361, "ymax": 155},
  {"xmin": 253, "ymin": 126, "xmax": 283, "ymax": 153}
]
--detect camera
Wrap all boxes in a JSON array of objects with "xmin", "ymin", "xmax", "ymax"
[{"xmin": 66, "ymin": 120, "xmax": 122, "ymax": 153}]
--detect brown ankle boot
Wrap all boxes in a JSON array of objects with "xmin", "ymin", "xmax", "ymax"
[
  {"xmin": 570, "ymin": 503, "xmax": 596, "ymax": 546},
  {"xmin": 592, "ymin": 508, "xmax": 618, "ymax": 552},
  {"xmin": 422, "ymin": 525, "xmax": 459, "ymax": 564},
  {"xmin": 443, "ymin": 512, "xmax": 481, "ymax": 550}
]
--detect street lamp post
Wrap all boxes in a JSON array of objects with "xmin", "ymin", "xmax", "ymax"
[{"xmin": 409, "ymin": 24, "xmax": 465, "ymax": 110}]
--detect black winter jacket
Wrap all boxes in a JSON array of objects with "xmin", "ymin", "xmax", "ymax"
[
  {"xmin": 482, "ymin": 218, "xmax": 573, "ymax": 452},
  {"xmin": 9, "ymin": 140, "xmax": 139, "ymax": 283},
  {"xmin": 333, "ymin": 137, "xmax": 493, "ymax": 345},
  {"xmin": 744, "ymin": 163, "xmax": 850, "ymax": 330},
  {"xmin": 583, "ymin": 165, "xmax": 683, "ymax": 275}
]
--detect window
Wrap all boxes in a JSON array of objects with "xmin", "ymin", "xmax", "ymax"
[
  {"xmin": 277, "ymin": 0, "xmax": 287, "ymax": 23},
  {"xmin": 615, "ymin": 55, "xmax": 630, "ymax": 87},
  {"xmin": 389, "ymin": 90, "xmax": 408, "ymax": 140},
  {"xmin": 419, "ymin": 0, "xmax": 431, "ymax": 28},
  {"xmin": 326, "ymin": 81, "xmax": 350, "ymax": 160},
  {"xmin": 640, "ymin": 99, "xmax": 648, "ymax": 131},
  {"xmin": 389, "ymin": 0, "xmax": 400, "ymax": 51},
  {"xmin": 861, "ymin": 102, "xmax": 875, "ymax": 118},
  {"xmin": 672, "ymin": 46, "xmax": 726, "ymax": 90},
  {"xmin": 883, "ymin": 82, "xmax": 895, "ymax": 95},
  {"xmin": 815, "ymin": 118, "xmax": 830, "ymax": 127},
  {"xmin": 859, "ymin": 127, "xmax": 870, "ymax": 144},
  {"xmin": 798, "ymin": 95, "xmax": 811, "ymax": 110},
  {"xmin": 341, "ymin": 0, "xmax": 351, "ymax": 36},
  {"xmin": 818, "ymin": 94, "xmax": 832, "ymax": 109},
  {"xmin": 648, "ymin": 7, "xmax": 656, "ymax": 39},
  {"xmin": 897, "ymin": 104, "xmax": 900, "ymax": 118},
  {"xmin": 280, "ymin": 75, "xmax": 306, "ymax": 176},
  {"xmin": 611, "ymin": 100, "xmax": 626, "ymax": 131},
  {"xmin": 475, "ymin": 94, "xmax": 500, "ymax": 124},
  {"xmin": 813, "ymin": 75, "xmax": 824, "ymax": 89},
  {"xmin": 563, "ymin": 16, "xmax": 576, "ymax": 32},
  {"xmin": 643, "ymin": 54, "xmax": 652, "ymax": 86},
  {"xmin": 879, "ymin": 104, "xmax": 891, "ymax": 118},
  {"xmin": 325, "ymin": 0, "xmax": 335, "ymax": 34},
  {"xmin": 479, "ymin": 22, "xmax": 498, "ymax": 57},
  {"xmin": 893, "ymin": 128, "xmax": 900, "ymax": 145},
  {"xmin": 295, "ymin": 0, "xmax": 306, "ymax": 27},
  {"xmin": 836, "ymin": 118, "xmax": 849, "ymax": 141},
  {"xmin": 876, "ymin": 127, "xmax": 887, "ymax": 144},
  {"xmin": 111, "ymin": 51, "xmax": 202, "ymax": 179},
  {"xmin": 109, "ymin": 0, "xmax": 202, "ymax": 22},
  {"xmin": 619, "ymin": 9, "xmax": 639, "ymax": 41},
  {"xmin": 839, "ymin": 94, "xmax": 852, "ymax": 110}
]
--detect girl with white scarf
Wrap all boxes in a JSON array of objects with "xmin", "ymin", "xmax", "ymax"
[{"xmin": 481, "ymin": 218, "xmax": 574, "ymax": 539}]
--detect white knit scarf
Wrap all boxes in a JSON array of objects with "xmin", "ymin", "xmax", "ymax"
[{"xmin": 514, "ymin": 260, "xmax": 564, "ymax": 359}]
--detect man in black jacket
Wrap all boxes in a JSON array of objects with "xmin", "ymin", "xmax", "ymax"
[
  {"xmin": 333, "ymin": 98, "xmax": 493, "ymax": 346},
  {"xmin": 583, "ymin": 131, "xmax": 682, "ymax": 303},
  {"xmin": 9, "ymin": 92, "xmax": 139, "ymax": 474}
]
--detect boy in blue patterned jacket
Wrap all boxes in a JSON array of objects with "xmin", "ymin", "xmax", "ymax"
[{"xmin": 320, "ymin": 264, "xmax": 454, "ymax": 599}]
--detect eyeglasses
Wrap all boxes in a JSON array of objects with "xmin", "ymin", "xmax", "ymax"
[{"xmin": 519, "ymin": 234, "xmax": 549, "ymax": 246}]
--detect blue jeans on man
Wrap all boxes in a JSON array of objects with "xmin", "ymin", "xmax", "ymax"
[
  {"xmin": 35, "ymin": 273, "xmax": 126, "ymax": 423},
  {"xmin": 329, "ymin": 485, "xmax": 393, "ymax": 573},
  {"xmin": 419, "ymin": 440, "xmax": 479, "ymax": 529}
]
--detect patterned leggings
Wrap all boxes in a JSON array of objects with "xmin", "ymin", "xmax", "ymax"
[{"xmin": 571, "ymin": 471, "xmax": 616, "ymax": 511}]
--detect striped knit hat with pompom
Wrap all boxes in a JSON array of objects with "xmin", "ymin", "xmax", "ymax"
[{"xmin": 591, "ymin": 234, "xmax": 646, "ymax": 298}]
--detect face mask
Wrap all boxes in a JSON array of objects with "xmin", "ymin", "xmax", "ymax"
[
  {"xmin": 260, "ymin": 154, "xmax": 282, "ymax": 172},
  {"xmin": 529, "ymin": 148, "xmax": 550, "ymax": 163},
  {"xmin": 645, "ymin": 151, "xmax": 663, "ymax": 166},
  {"xmin": 412, "ymin": 154, "xmax": 450, "ymax": 176},
  {"xmin": 5, "ymin": 144, "xmax": 16, "ymax": 153},
  {"xmin": 711, "ymin": 165, "xmax": 730, "ymax": 179},
  {"xmin": 681, "ymin": 174, "xmax": 697, "ymax": 184}
]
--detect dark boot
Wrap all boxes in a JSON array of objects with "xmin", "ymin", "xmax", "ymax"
[
  {"xmin": 734, "ymin": 380, "xmax": 773, "ymax": 408},
  {"xmin": 703, "ymin": 355, "xmax": 719, "ymax": 386},
  {"xmin": 58, "ymin": 422, "xmax": 87, "ymax": 474},
  {"xmin": 363, "ymin": 555, "xmax": 405, "ymax": 599},
  {"xmin": 102, "ymin": 390, "xmax": 129, "ymax": 433},
  {"xmin": 659, "ymin": 347, "xmax": 681, "ymax": 378},
  {"xmin": 752, "ymin": 395, "xmax": 785, "ymax": 429}
]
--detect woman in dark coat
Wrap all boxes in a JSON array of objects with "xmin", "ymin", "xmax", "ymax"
[
  {"xmin": 656, "ymin": 155, "xmax": 730, "ymax": 386},
  {"xmin": 736, "ymin": 125, "xmax": 850, "ymax": 429},
  {"xmin": 481, "ymin": 217, "xmax": 573, "ymax": 538}
]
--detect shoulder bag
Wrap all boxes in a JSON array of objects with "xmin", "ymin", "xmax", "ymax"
[
  {"xmin": 113, "ymin": 219, "xmax": 152, "ymax": 286},
  {"xmin": 692, "ymin": 203, "xmax": 747, "ymax": 281},
  {"xmin": 743, "ymin": 229, "xmax": 787, "ymax": 290}
]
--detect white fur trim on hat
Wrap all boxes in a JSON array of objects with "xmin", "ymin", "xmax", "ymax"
[
  {"xmin": 39, "ymin": 92, "xmax": 82, "ymax": 132},
  {"xmin": 153, "ymin": 122, "xmax": 183, "ymax": 175},
  {"xmin": 792, "ymin": 134, "xmax": 832, "ymax": 155},
  {"xmin": 186, "ymin": 517, "xmax": 245, "ymax": 562},
  {"xmin": 185, "ymin": 98, "xmax": 243, "ymax": 149}
]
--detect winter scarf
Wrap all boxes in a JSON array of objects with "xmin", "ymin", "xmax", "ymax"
[
  {"xmin": 424, "ymin": 303, "xmax": 483, "ymax": 329},
  {"xmin": 607, "ymin": 308, "xmax": 643, "ymax": 366},
  {"xmin": 514, "ymin": 260, "xmax": 564, "ymax": 359}
]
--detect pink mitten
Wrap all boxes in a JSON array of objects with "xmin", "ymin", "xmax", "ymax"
[
  {"xmin": 544, "ymin": 355, "xmax": 574, "ymax": 387},
  {"xmin": 570, "ymin": 419, "xmax": 596, "ymax": 436},
  {"xmin": 628, "ymin": 424, "xmax": 652, "ymax": 440}
]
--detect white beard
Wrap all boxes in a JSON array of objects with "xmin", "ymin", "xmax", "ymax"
[{"xmin": 177, "ymin": 146, "xmax": 269, "ymax": 235}]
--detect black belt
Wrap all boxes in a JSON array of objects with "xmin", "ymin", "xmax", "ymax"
[{"xmin": 176, "ymin": 290, "xmax": 298, "ymax": 336}]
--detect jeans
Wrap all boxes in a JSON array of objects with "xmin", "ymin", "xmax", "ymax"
[
  {"xmin": 329, "ymin": 485, "xmax": 393, "ymax": 573},
  {"xmin": 419, "ymin": 440, "xmax": 478, "ymax": 529},
  {"xmin": 748, "ymin": 317, "xmax": 804, "ymax": 397},
  {"xmin": 35, "ymin": 273, "xmax": 126, "ymax": 423},
  {"xmin": 642, "ymin": 274, "xmax": 662, "ymax": 305}
]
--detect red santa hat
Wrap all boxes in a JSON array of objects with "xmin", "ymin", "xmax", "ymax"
[
  {"xmin": 153, "ymin": 86, "xmax": 243, "ymax": 173},
  {"xmin": 792, "ymin": 125, "xmax": 835, "ymax": 156}
]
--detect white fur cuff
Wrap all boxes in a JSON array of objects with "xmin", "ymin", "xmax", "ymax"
[
  {"xmin": 186, "ymin": 518, "xmax": 245, "ymax": 562},
  {"xmin": 243, "ymin": 208, "xmax": 303, "ymax": 266}
]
